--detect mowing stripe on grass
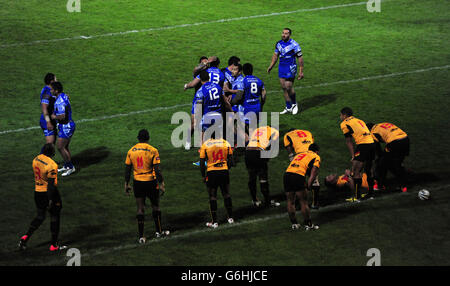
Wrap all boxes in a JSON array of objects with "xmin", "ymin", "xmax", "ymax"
[
  {"xmin": 41, "ymin": 183, "xmax": 450, "ymax": 265},
  {"xmin": 1, "ymin": 64, "xmax": 448, "ymax": 136},
  {"xmin": 0, "ymin": 1, "xmax": 375, "ymax": 48}
]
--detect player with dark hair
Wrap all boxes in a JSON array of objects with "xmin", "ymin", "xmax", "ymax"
[
  {"xmin": 324, "ymin": 169, "xmax": 371, "ymax": 195},
  {"xmin": 39, "ymin": 73, "xmax": 58, "ymax": 144},
  {"xmin": 50, "ymin": 82, "xmax": 76, "ymax": 177},
  {"xmin": 230, "ymin": 63, "xmax": 266, "ymax": 142},
  {"xmin": 366, "ymin": 122, "xmax": 410, "ymax": 192},
  {"xmin": 184, "ymin": 56, "xmax": 225, "ymax": 90},
  {"xmin": 19, "ymin": 143, "xmax": 66, "ymax": 251},
  {"xmin": 244, "ymin": 126, "xmax": 280, "ymax": 207},
  {"xmin": 223, "ymin": 56, "xmax": 241, "ymax": 96},
  {"xmin": 267, "ymin": 28, "xmax": 304, "ymax": 115},
  {"xmin": 185, "ymin": 56, "xmax": 210, "ymax": 150},
  {"xmin": 125, "ymin": 129, "xmax": 169, "ymax": 243},
  {"xmin": 284, "ymin": 143, "xmax": 320, "ymax": 230},
  {"xmin": 339, "ymin": 107, "xmax": 375, "ymax": 202},
  {"xmin": 199, "ymin": 132, "xmax": 234, "ymax": 228}
]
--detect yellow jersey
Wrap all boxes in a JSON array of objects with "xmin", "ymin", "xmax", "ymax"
[
  {"xmin": 370, "ymin": 122, "xmax": 408, "ymax": 144},
  {"xmin": 125, "ymin": 143, "xmax": 160, "ymax": 181},
  {"xmin": 32, "ymin": 154, "xmax": 58, "ymax": 192},
  {"xmin": 200, "ymin": 138, "xmax": 233, "ymax": 172},
  {"xmin": 340, "ymin": 116, "xmax": 374, "ymax": 145},
  {"xmin": 337, "ymin": 173, "xmax": 368, "ymax": 189},
  {"xmin": 285, "ymin": 151, "xmax": 321, "ymax": 177},
  {"xmin": 283, "ymin": 129, "xmax": 314, "ymax": 154},
  {"xmin": 247, "ymin": 126, "xmax": 279, "ymax": 150}
]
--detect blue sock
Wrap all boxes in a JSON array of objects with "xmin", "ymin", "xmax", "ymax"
[
  {"xmin": 290, "ymin": 93, "xmax": 296, "ymax": 105},
  {"xmin": 286, "ymin": 101, "xmax": 292, "ymax": 109}
]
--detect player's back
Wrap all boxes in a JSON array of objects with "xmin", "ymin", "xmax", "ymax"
[
  {"xmin": 371, "ymin": 123, "xmax": 407, "ymax": 144},
  {"xmin": 54, "ymin": 93, "xmax": 73, "ymax": 124},
  {"xmin": 285, "ymin": 151, "xmax": 321, "ymax": 177},
  {"xmin": 200, "ymin": 138, "xmax": 232, "ymax": 171},
  {"xmin": 242, "ymin": 75, "xmax": 264, "ymax": 112},
  {"xmin": 33, "ymin": 154, "xmax": 58, "ymax": 192},
  {"xmin": 200, "ymin": 82, "xmax": 223, "ymax": 114},
  {"xmin": 340, "ymin": 116, "xmax": 374, "ymax": 145},
  {"xmin": 206, "ymin": 67, "xmax": 225, "ymax": 88},
  {"xmin": 247, "ymin": 126, "xmax": 279, "ymax": 150},
  {"xmin": 284, "ymin": 129, "xmax": 314, "ymax": 154},
  {"xmin": 126, "ymin": 143, "xmax": 160, "ymax": 181}
]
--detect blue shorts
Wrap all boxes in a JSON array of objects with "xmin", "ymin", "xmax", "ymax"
[
  {"xmin": 201, "ymin": 112, "xmax": 222, "ymax": 132},
  {"xmin": 57, "ymin": 121, "xmax": 76, "ymax": 139},
  {"xmin": 39, "ymin": 116, "xmax": 56, "ymax": 137},
  {"xmin": 278, "ymin": 64, "xmax": 297, "ymax": 79}
]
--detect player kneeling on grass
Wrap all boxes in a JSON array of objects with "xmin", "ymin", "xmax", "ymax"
[
  {"xmin": 125, "ymin": 129, "xmax": 169, "ymax": 243},
  {"xmin": 19, "ymin": 143, "xmax": 66, "ymax": 252},
  {"xmin": 200, "ymin": 132, "xmax": 234, "ymax": 228},
  {"xmin": 283, "ymin": 143, "xmax": 320, "ymax": 231}
]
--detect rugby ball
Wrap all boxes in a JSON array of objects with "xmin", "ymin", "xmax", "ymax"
[{"xmin": 418, "ymin": 189, "xmax": 430, "ymax": 200}]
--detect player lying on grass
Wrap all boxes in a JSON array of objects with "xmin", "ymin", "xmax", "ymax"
[{"xmin": 324, "ymin": 170, "xmax": 373, "ymax": 202}]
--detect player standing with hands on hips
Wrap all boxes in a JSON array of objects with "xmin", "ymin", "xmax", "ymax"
[{"xmin": 267, "ymin": 28, "xmax": 304, "ymax": 115}]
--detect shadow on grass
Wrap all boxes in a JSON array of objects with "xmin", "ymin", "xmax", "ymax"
[
  {"xmin": 299, "ymin": 93, "xmax": 337, "ymax": 112},
  {"xmin": 72, "ymin": 146, "xmax": 110, "ymax": 170}
]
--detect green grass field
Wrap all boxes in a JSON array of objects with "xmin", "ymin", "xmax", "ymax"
[{"xmin": 0, "ymin": 0, "xmax": 449, "ymax": 266}]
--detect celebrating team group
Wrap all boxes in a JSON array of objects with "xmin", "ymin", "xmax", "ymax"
[{"xmin": 19, "ymin": 28, "xmax": 410, "ymax": 250}]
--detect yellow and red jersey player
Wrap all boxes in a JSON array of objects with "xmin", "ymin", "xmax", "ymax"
[
  {"xmin": 124, "ymin": 129, "xmax": 168, "ymax": 243},
  {"xmin": 367, "ymin": 122, "xmax": 410, "ymax": 192},
  {"xmin": 339, "ymin": 107, "xmax": 375, "ymax": 201},
  {"xmin": 283, "ymin": 143, "xmax": 321, "ymax": 230},
  {"xmin": 19, "ymin": 143, "xmax": 65, "ymax": 252},
  {"xmin": 199, "ymin": 137, "xmax": 234, "ymax": 228},
  {"xmin": 245, "ymin": 126, "xmax": 280, "ymax": 207}
]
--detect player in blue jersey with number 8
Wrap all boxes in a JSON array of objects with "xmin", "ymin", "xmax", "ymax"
[{"xmin": 267, "ymin": 28, "xmax": 304, "ymax": 115}]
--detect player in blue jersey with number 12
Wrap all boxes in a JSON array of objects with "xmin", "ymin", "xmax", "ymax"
[{"xmin": 267, "ymin": 28, "xmax": 304, "ymax": 115}]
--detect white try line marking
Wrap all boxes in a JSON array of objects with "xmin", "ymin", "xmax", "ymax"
[
  {"xmin": 0, "ymin": 64, "xmax": 448, "ymax": 136},
  {"xmin": 0, "ymin": 1, "xmax": 371, "ymax": 48},
  {"xmin": 41, "ymin": 183, "xmax": 450, "ymax": 265}
]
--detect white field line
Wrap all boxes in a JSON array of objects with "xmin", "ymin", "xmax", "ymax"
[
  {"xmin": 1, "ymin": 64, "xmax": 448, "ymax": 136},
  {"xmin": 43, "ymin": 183, "xmax": 450, "ymax": 265},
  {"xmin": 0, "ymin": 1, "xmax": 371, "ymax": 48}
]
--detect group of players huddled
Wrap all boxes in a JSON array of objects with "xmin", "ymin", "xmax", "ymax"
[{"xmin": 19, "ymin": 28, "xmax": 410, "ymax": 251}]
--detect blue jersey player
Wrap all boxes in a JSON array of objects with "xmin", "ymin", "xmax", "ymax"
[
  {"xmin": 231, "ymin": 63, "xmax": 266, "ymax": 142},
  {"xmin": 222, "ymin": 56, "xmax": 241, "ymax": 96},
  {"xmin": 185, "ymin": 56, "xmax": 209, "ymax": 150},
  {"xmin": 184, "ymin": 56, "xmax": 225, "ymax": 90},
  {"xmin": 39, "ymin": 73, "xmax": 58, "ymax": 144},
  {"xmin": 267, "ymin": 28, "xmax": 304, "ymax": 115},
  {"xmin": 50, "ymin": 82, "xmax": 76, "ymax": 177}
]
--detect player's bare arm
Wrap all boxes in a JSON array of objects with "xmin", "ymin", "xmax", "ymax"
[
  {"xmin": 267, "ymin": 53, "xmax": 279, "ymax": 73},
  {"xmin": 41, "ymin": 94, "xmax": 53, "ymax": 130},
  {"xmin": 344, "ymin": 136, "xmax": 355, "ymax": 160},
  {"xmin": 230, "ymin": 90, "xmax": 244, "ymax": 106},
  {"xmin": 154, "ymin": 164, "xmax": 165, "ymax": 195},
  {"xmin": 308, "ymin": 166, "xmax": 319, "ymax": 190},
  {"xmin": 184, "ymin": 77, "xmax": 201, "ymax": 90},
  {"xmin": 297, "ymin": 56, "xmax": 304, "ymax": 80},
  {"xmin": 261, "ymin": 88, "xmax": 267, "ymax": 111},
  {"xmin": 200, "ymin": 158, "xmax": 207, "ymax": 182},
  {"xmin": 124, "ymin": 164, "xmax": 132, "ymax": 195},
  {"xmin": 193, "ymin": 62, "xmax": 208, "ymax": 77}
]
